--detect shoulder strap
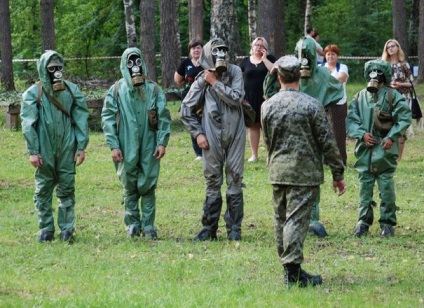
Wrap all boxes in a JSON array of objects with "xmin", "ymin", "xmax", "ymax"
[
  {"xmin": 354, "ymin": 94, "xmax": 360, "ymax": 117},
  {"xmin": 387, "ymin": 88, "xmax": 393, "ymax": 111},
  {"xmin": 36, "ymin": 81, "xmax": 43, "ymax": 105}
]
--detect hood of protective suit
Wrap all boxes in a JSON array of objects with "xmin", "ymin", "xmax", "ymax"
[
  {"xmin": 364, "ymin": 59, "xmax": 392, "ymax": 86},
  {"xmin": 120, "ymin": 47, "xmax": 148, "ymax": 90},
  {"xmin": 37, "ymin": 50, "xmax": 64, "ymax": 92},
  {"xmin": 198, "ymin": 38, "xmax": 229, "ymax": 71},
  {"xmin": 295, "ymin": 37, "xmax": 317, "ymax": 76}
]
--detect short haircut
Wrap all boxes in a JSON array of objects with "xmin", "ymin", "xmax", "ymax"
[{"xmin": 323, "ymin": 44, "xmax": 340, "ymax": 56}]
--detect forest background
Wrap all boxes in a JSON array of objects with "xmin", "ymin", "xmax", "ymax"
[{"xmin": 1, "ymin": 0, "xmax": 424, "ymax": 93}]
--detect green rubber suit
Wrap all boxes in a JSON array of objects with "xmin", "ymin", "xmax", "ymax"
[
  {"xmin": 264, "ymin": 37, "xmax": 344, "ymax": 235},
  {"xmin": 346, "ymin": 60, "xmax": 411, "ymax": 232},
  {"xmin": 102, "ymin": 48, "xmax": 171, "ymax": 236},
  {"xmin": 21, "ymin": 50, "xmax": 89, "ymax": 238}
]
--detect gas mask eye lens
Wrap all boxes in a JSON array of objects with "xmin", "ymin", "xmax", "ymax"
[
  {"xmin": 47, "ymin": 66, "xmax": 62, "ymax": 73},
  {"xmin": 135, "ymin": 58, "xmax": 142, "ymax": 67},
  {"xmin": 127, "ymin": 60, "xmax": 134, "ymax": 69},
  {"xmin": 369, "ymin": 71, "xmax": 378, "ymax": 78},
  {"xmin": 212, "ymin": 47, "xmax": 219, "ymax": 56}
]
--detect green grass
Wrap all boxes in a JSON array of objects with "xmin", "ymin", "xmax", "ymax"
[{"xmin": 1, "ymin": 85, "xmax": 424, "ymax": 307}]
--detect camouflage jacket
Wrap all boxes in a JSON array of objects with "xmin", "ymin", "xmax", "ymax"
[{"xmin": 261, "ymin": 89, "xmax": 344, "ymax": 185}]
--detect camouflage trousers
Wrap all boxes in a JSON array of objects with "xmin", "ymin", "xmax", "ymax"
[{"xmin": 272, "ymin": 184, "xmax": 319, "ymax": 265}]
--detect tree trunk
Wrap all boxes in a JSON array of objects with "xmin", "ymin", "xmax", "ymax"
[
  {"xmin": 188, "ymin": 0, "xmax": 203, "ymax": 41},
  {"xmin": 417, "ymin": 0, "xmax": 424, "ymax": 83},
  {"xmin": 140, "ymin": 0, "xmax": 156, "ymax": 81},
  {"xmin": 409, "ymin": 0, "xmax": 419, "ymax": 56},
  {"xmin": 248, "ymin": 0, "xmax": 256, "ymax": 43},
  {"xmin": 0, "ymin": 0, "xmax": 15, "ymax": 90},
  {"xmin": 304, "ymin": 0, "xmax": 311, "ymax": 35},
  {"xmin": 123, "ymin": 0, "xmax": 137, "ymax": 48},
  {"xmin": 257, "ymin": 0, "xmax": 285, "ymax": 57},
  {"xmin": 392, "ymin": 0, "xmax": 408, "ymax": 59},
  {"xmin": 40, "ymin": 0, "xmax": 55, "ymax": 52},
  {"xmin": 159, "ymin": 0, "xmax": 180, "ymax": 88},
  {"xmin": 210, "ymin": 0, "xmax": 241, "ymax": 62}
]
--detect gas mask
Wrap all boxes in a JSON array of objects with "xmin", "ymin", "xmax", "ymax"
[
  {"xmin": 299, "ymin": 56, "xmax": 311, "ymax": 78},
  {"xmin": 367, "ymin": 70, "xmax": 385, "ymax": 93},
  {"xmin": 211, "ymin": 46, "xmax": 228, "ymax": 75},
  {"xmin": 47, "ymin": 61, "xmax": 65, "ymax": 92},
  {"xmin": 127, "ymin": 54, "xmax": 144, "ymax": 87}
]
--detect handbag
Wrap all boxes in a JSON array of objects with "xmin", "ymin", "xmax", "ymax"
[
  {"xmin": 409, "ymin": 82, "xmax": 422, "ymax": 119},
  {"xmin": 242, "ymin": 99, "xmax": 256, "ymax": 127}
]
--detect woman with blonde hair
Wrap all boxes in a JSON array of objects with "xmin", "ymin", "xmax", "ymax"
[
  {"xmin": 382, "ymin": 39, "xmax": 418, "ymax": 160},
  {"xmin": 239, "ymin": 37, "xmax": 276, "ymax": 162}
]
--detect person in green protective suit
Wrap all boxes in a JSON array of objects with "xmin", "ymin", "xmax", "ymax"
[
  {"xmin": 346, "ymin": 59, "xmax": 411, "ymax": 237},
  {"xmin": 263, "ymin": 37, "xmax": 344, "ymax": 237},
  {"xmin": 21, "ymin": 50, "xmax": 89, "ymax": 243},
  {"xmin": 102, "ymin": 47, "xmax": 171, "ymax": 240}
]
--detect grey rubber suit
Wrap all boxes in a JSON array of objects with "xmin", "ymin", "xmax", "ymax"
[
  {"xmin": 102, "ymin": 48, "xmax": 171, "ymax": 236},
  {"xmin": 263, "ymin": 37, "xmax": 344, "ymax": 236},
  {"xmin": 21, "ymin": 50, "xmax": 89, "ymax": 237},
  {"xmin": 180, "ymin": 38, "xmax": 246, "ymax": 240}
]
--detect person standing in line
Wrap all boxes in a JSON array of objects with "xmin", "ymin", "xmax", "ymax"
[
  {"xmin": 102, "ymin": 47, "xmax": 171, "ymax": 240},
  {"xmin": 174, "ymin": 40, "xmax": 204, "ymax": 160},
  {"xmin": 21, "ymin": 50, "xmax": 90, "ymax": 243},
  {"xmin": 264, "ymin": 36, "xmax": 344, "ymax": 237},
  {"xmin": 382, "ymin": 39, "xmax": 415, "ymax": 161},
  {"xmin": 312, "ymin": 31, "xmax": 324, "ymax": 65},
  {"xmin": 321, "ymin": 44, "xmax": 349, "ymax": 166},
  {"xmin": 181, "ymin": 38, "xmax": 246, "ymax": 241},
  {"xmin": 346, "ymin": 59, "xmax": 411, "ymax": 237},
  {"xmin": 306, "ymin": 26, "xmax": 325, "ymax": 64},
  {"xmin": 239, "ymin": 37, "xmax": 276, "ymax": 163},
  {"xmin": 262, "ymin": 55, "xmax": 346, "ymax": 287}
]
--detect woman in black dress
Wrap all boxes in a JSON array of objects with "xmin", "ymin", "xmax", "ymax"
[
  {"xmin": 240, "ymin": 37, "xmax": 276, "ymax": 162},
  {"xmin": 174, "ymin": 40, "xmax": 204, "ymax": 160}
]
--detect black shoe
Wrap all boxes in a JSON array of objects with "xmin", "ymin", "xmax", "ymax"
[
  {"xmin": 38, "ymin": 230, "xmax": 54, "ymax": 242},
  {"xmin": 194, "ymin": 228, "xmax": 217, "ymax": 241},
  {"xmin": 353, "ymin": 223, "xmax": 369, "ymax": 238},
  {"xmin": 380, "ymin": 225, "xmax": 394, "ymax": 237},
  {"xmin": 59, "ymin": 230, "xmax": 73, "ymax": 242},
  {"xmin": 284, "ymin": 264, "xmax": 322, "ymax": 287},
  {"xmin": 227, "ymin": 230, "xmax": 241, "ymax": 241},
  {"xmin": 309, "ymin": 223, "xmax": 328, "ymax": 237},
  {"xmin": 143, "ymin": 229, "xmax": 158, "ymax": 240},
  {"xmin": 127, "ymin": 225, "xmax": 141, "ymax": 238}
]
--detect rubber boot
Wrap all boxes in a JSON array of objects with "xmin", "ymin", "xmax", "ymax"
[
  {"xmin": 194, "ymin": 196, "xmax": 222, "ymax": 241},
  {"xmin": 224, "ymin": 193, "xmax": 244, "ymax": 241},
  {"xmin": 309, "ymin": 192, "xmax": 328, "ymax": 237},
  {"xmin": 284, "ymin": 263, "xmax": 323, "ymax": 287}
]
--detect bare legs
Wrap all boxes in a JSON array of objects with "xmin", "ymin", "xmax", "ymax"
[{"xmin": 248, "ymin": 122, "xmax": 261, "ymax": 162}]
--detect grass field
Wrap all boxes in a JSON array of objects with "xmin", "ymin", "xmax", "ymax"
[{"xmin": 0, "ymin": 83, "xmax": 424, "ymax": 307}]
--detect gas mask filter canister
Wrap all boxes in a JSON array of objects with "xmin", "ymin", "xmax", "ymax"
[
  {"xmin": 127, "ymin": 54, "xmax": 144, "ymax": 87},
  {"xmin": 367, "ymin": 71, "xmax": 382, "ymax": 93},
  {"xmin": 300, "ymin": 57, "xmax": 311, "ymax": 79}
]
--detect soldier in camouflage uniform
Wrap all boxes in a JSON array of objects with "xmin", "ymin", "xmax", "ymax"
[
  {"xmin": 346, "ymin": 59, "xmax": 411, "ymax": 237},
  {"xmin": 261, "ymin": 56, "xmax": 346, "ymax": 287},
  {"xmin": 263, "ymin": 37, "xmax": 344, "ymax": 237}
]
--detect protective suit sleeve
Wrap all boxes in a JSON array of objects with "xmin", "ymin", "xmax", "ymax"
[
  {"xmin": 263, "ymin": 72, "xmax": 279, "ymax": 99},
  {"xmin": 21, "ymin": 85, "xmax": 40, "ymax": 155},
  {"xmin": 346, "ymin": 95, "xmax": 368, "ymax": 140},
  {"xmin": 211, "ymin": 65, "xmax": 244, "ymax": 107},
  {"xmin": 180, "ymin": 76, "xmax": 205, "ymax": 139},
  {"xmin": 68, "ymin": 83, "xmax": 90, "ymax": 151},
  {"xmin": 101, "ymin": 86, "xmax": 121, "ymax": 150},
  {"xmin": 154, "ymin": 86, "xmax": 171, "ymax": 147}
]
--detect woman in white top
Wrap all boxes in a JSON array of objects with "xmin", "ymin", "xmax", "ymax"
[{"xmin": 322, "ymin": 44, "xmax": 349, "ymax": 165}]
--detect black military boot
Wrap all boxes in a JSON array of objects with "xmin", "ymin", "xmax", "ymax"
[
  {"xmin": 353, "ymin": 222, "xmax": 369, "ymax": 237},
  {"xmin": 38, "ymin": 230, "xmax": 55, "ymax": 242},
  {"xmin": 194, "ymin": 196, "xmax": 222, "ymax": 241},
  {"xmin": 284, "ymin": 263, "xmax": 323, "ymax": 287},
  {"xmin": 224, "ymin": 193, "xmax": 244, "ymax": 241},
  {"xmin": 59, "ymin": 230, "xmax": 74, "ymax": 243}
]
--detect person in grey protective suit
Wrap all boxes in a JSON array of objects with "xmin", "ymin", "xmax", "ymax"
[
  {"xmin": 263, "ymin": 36, "xmax": 344, "ymax": 237},
  {"xmin": 180, "ymin": 38, "xmax": 246, "ymax": 241},
  {"xmin": 346, "ymin": 59, "xmax": 411, "ymax": 237},
  {"xmin": 102, "ymin": 47, "xmax": 171, "ymax": 240},
  {"xmin": 21, "ymin": 50, "xmax": 89, "ymax": 243}
]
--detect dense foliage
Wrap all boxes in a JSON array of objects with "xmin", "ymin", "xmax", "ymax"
[{"xmin": 6, "ymin": 0, "xmax": 417, "ymax": 85}]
